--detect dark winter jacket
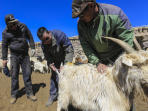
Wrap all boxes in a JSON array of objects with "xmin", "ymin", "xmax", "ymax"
[{"xmin": 2, "ymin": 22, "xmax": 35, "ymax": 60}]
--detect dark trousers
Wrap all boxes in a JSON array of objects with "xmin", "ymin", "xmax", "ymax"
[
  {"xmin": 10, "ymin": 54, "xmax": 33, "ymax": 97},
  {"xmin": 49, "ymin": 62, "xmax": 61, "ymax": 100}
]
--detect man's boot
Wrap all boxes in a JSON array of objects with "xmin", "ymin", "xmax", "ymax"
[
  {"xmin": 46, "ymin": 95, "xmax": 58, "ymax": 107},
  {"xmin": 10, "ymin": 97, "xmax": 17, "ymax": 104},
  {"xmin": 27, "ymin": 95, "xmax": 37, "ymax": 101},
  {"xmin": 46, "ymin": 97, "xmax": 54, "ymax": 107}
]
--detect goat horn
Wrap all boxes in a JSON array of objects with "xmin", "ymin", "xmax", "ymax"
[{"xmin": 102, "ymin": 37, "xmax": 135, "ymax": 53}]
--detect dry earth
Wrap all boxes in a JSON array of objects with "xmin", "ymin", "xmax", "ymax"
[{"xmin": 0, "ymin": 72, "xmax": 58, "ymax": 111}]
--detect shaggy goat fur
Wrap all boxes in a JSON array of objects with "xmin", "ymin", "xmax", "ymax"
[
  {"xmin": 57, "ymin": 50, "xmax": 148, "ymax": 111},
  {"xmin": 30, "ymin": 57, "xmax": 48, "ymax": 73}
]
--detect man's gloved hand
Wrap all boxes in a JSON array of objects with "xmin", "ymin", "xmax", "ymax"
[{"xmin": 31, "ymin": 49, "xmax": 36, "ymax": 57}]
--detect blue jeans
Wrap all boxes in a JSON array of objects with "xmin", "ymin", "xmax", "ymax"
[
  {"xmin": 11, "ymin": 54, "xmax": 33, "ymax": 97},
  {"xmin": 50, "ymin": 69, "xmax": 59, "ymax": 100},
  {"xmin": 50, "ymin": 71, "xmax": 59, "ymax": 100},
  {"xmin": 49, "ymin": 61, "xmax": 62, "ymax": 100}
]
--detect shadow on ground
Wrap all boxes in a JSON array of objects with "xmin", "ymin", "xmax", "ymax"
[{"xmin": 17, "ymin": 83, "xmax": 46, "ymax": 98}]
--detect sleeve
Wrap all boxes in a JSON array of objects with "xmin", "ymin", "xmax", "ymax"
[
  {"xmin": 78, "ymin": 24, "xmax": 99, "ymax": 65},
  {"xmin": 2, "ymin": 32, "xmax": 9, "ymax": 60},
  {"xmin": 60, "ymin": 32, "xmax": 74, "ymax": 64},
  {"xmin": 115, "ymin": 9, "xmax": 134, "ymax": 46},
  {"xmin": 25, "ymin": 25, "xmax": 35, "ymax": 49},
  {"xmin": 41, "ymin": 45, "xmax": 54, "ymax": 66}
]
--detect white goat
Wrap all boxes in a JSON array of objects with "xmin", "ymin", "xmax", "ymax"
[
  {"xmin": 0, "ymin": 56, "xmax": 48, "ymax": 74},
  {"xmin": 30, "ymin": 57, "xmax": 48, "ymax": 74},
  {"xmin": 0, "ymin": 59, "xmax": 3, "ymax": 72},
  {"xmin": 57, "ymin": 38, "xmax": 148, "ymax": 111}
]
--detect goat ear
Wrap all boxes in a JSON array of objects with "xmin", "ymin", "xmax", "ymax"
[{"xmin": 121, "ymin": 57, "xmax": 133, "ymax": 66}]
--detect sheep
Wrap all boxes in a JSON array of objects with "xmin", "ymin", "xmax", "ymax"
[{"xmin": 57, "ymin": 37, "xmax": 148, "ymax": 111}]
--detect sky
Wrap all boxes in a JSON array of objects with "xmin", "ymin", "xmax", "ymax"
[{"xmin": 0, "ymin": 0, "xmax": 148, "ymax": 42}]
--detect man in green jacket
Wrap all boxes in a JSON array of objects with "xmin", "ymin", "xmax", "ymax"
[
  {"xmin": 72, "ymin": 0, "xmax": 135, "ymax": 110},
  {"xmin": 72, "ymin": 0, "xmax": 134, "ymax": 73}
]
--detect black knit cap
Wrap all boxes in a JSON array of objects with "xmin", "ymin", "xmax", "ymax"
[
  {"xmin": 72, "ymin": 0, "xmax": 96, "ymax": 18},
  {"xmin": 5, "ymin": 14, "xmax": 18, "ymax": 25}
]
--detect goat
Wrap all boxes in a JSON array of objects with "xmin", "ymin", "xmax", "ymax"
[
  {"xmin": 57, "ymin": 37, "xmax": 148, "ymax": 111},
  {"xmin": 30, "ymin": 57, "xmax": 48, "ymax": 74},
  {"xmin": 0, "ymin": 56, "xmax": 48, "ymax": 74}
]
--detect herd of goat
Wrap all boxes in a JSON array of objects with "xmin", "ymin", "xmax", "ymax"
[{"xmin": 0, "ymin": 37, "xmax": 148, "ymax": 111}]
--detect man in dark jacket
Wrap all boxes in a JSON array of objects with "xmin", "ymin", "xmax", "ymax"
[
  {"xmin": 37, "ymin": 27, "xmax": 74, "ymax": 106},
  {"xmin": 2, "ymin": 14, "xmax": 37, "ymax": 104},
  {"xmin": 72, "ymin": 0, "xmax": 135, "ymax": 111}
]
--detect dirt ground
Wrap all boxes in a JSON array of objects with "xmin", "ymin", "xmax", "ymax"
[
  {"xmin": 0, "ymin": 72, "xmax": 148, "ymax": 111},
  {"xmin": 0, "ymin": 72, "xmax": 57, "ymax": 111}
]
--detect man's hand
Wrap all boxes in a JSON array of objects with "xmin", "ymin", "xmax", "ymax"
[
  {"xmin": 97, "ymin": 63, "xmax": 107, "ymax": 74},
  {"xmin": 2, "ymin": 60, "xmax": 8, "ymax": 67},
  {"xmin": 50, "ymin": 63, "xmax": 56, "ymax": 71},
  {"xmin": 31, "ymin": 49, "xmax": 36, "ymax": 57}
]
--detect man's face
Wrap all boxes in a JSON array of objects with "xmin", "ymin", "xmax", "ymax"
[
  {"xmin": 41, "ymin": 31, "xmax": 52, "ymax": 45},
  {"xmin": 7, "ymin": 22, "xmax": 17, "ymax": 31},
  {"xmin": 79, "ymin": 3, "xmax": 96, "ymax": 23}
]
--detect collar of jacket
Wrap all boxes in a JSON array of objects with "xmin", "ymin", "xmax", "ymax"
[
  {"xmin": 41, "ymin": 33, "xmax": 57, "ymax": 47},
  {"xmin": 91, "ymin": 3, "xmax": 103, "ymax": 23}
]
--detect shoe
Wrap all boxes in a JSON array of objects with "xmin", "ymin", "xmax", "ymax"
[
  {"xmin": 45, "ymin": 97, "xmax": 56, "ymax": 107},
  {"xmin": 10, "ymin": 97, "xmax": 17, "ymax": 104},
  {"xmin": 27, "ymin": 95, "xmax": 37, "ymax": 101}
]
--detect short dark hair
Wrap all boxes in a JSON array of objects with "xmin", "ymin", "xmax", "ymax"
[{"xmin": 37, "ymin": 27, "xmax": 48, "ymax": 40}]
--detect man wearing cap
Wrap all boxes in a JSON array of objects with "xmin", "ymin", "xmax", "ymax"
[
  {"xmin": 72, "ymin": 0, "xmax": 135, "ymax": 111},
  {"xmin": 37, "ymin": 27, "xmax": 74, "ymax": 106},
  {"xmin": 2, "ymin": 14, "xmax": 37, "ymax": 104},
  {"xmin": 72, "ymin": 0, "xmax": 134, "ymax": 72}
]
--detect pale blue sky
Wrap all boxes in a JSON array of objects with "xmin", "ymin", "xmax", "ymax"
[{"xmin": 0, "ymin": 0, "xmax": 148, "ymax": 41}]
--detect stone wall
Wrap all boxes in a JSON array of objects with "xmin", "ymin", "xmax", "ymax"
[{"xmin": 0, "ymin": 27, "xmax": 148, "ymax": 59}]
